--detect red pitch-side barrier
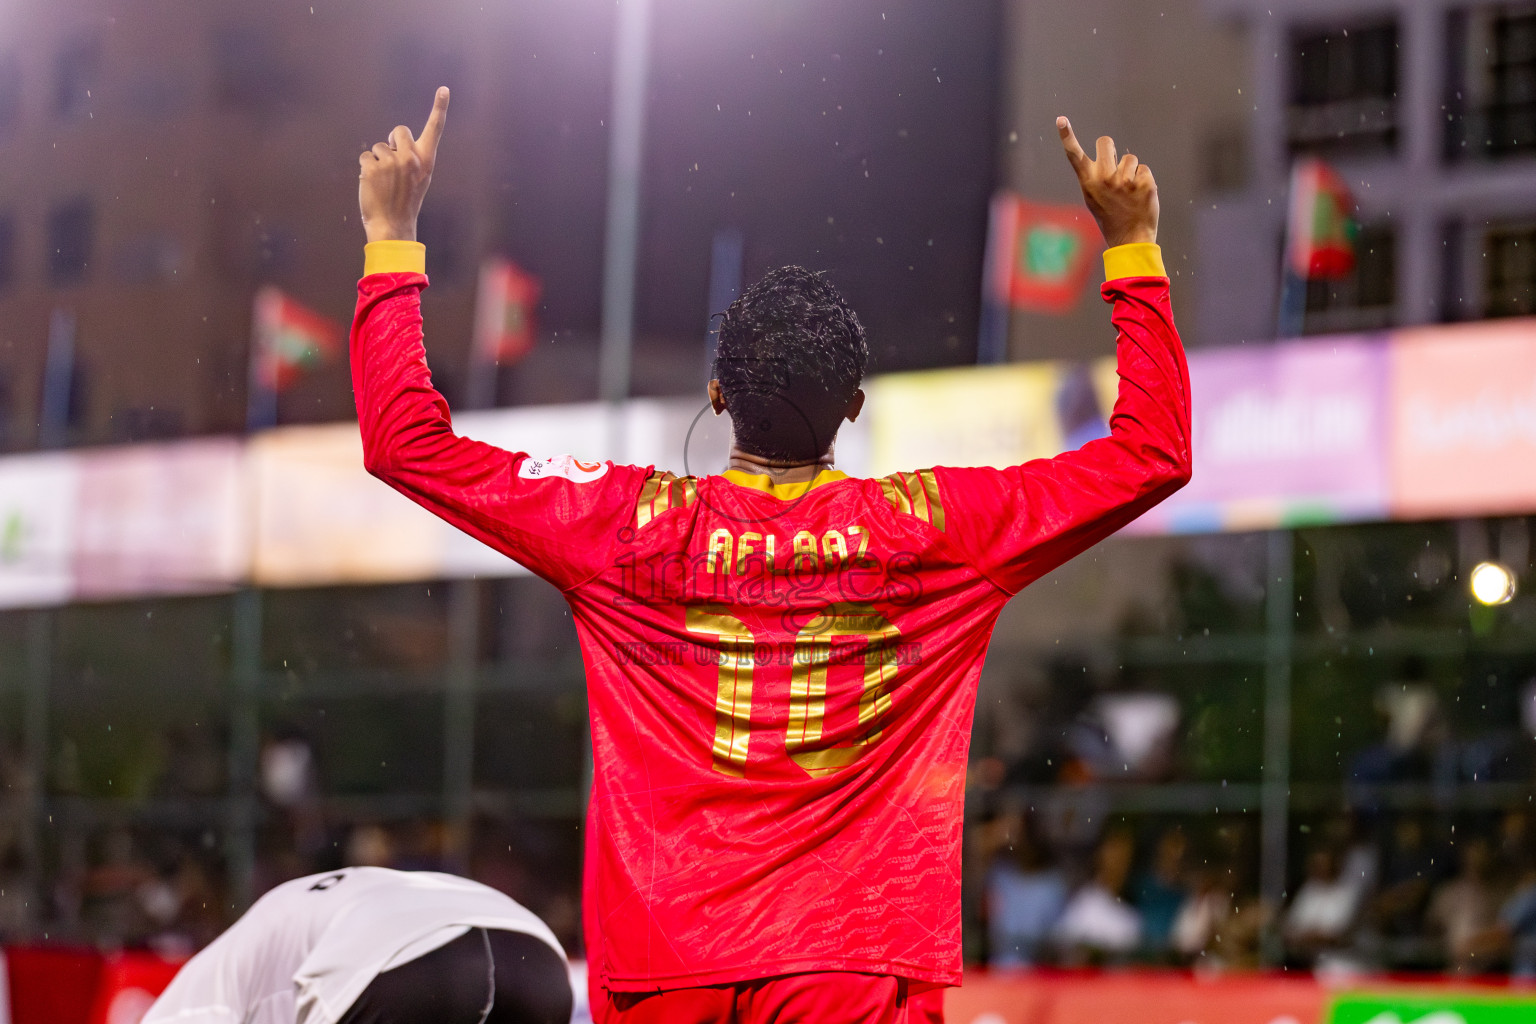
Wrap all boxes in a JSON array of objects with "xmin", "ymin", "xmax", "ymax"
[
  {"xmin": 86, "ymin": 953, "xmax": 182, "ymax": 1024},
  {"xmin": 7, "ymin": 952, "xmax": 1536, "ymax": 1024},
  {"xmin": 945, "ymin": 970, "xmax": 1324, "ymax": 1024},
  {"xmin": 3, "ymin": 947, "xmax": 182, "ymax": 1024},
  {"xmin": 944, "ymin": 970, "xmax": 1536, "ymax": 1024}
]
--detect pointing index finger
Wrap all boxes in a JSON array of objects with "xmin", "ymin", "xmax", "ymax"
[
  {"xmin": 1057, "ymin": 116, "xmax": 1089, "ymax": 173},
  {"xmin": 418, "ymin": 87, "xmax": 450, "ymax": 157}
]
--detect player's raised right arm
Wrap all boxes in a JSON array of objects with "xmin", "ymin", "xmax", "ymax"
[
  {"xmin": 351, "ymin": 89, "xmax": 641, "ymax": 589},
  {"xmin": 1055, "ymin": 116, "xmax": 1159, "ymax": 249},
  {"xmin": 358, "ymin": 87, "xmax": 449, "ymax": 244}
]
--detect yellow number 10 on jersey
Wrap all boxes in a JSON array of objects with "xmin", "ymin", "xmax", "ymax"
[{"xmin": 685, "ymin": 603, "xmax": 902, "ymax": 779}]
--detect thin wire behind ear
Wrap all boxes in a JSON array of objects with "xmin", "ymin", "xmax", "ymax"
[{"xmin": 474, "ymin": 927, "xmax": 496, "ymax": 1024}]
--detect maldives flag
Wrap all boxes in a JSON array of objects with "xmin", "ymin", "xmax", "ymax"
[
  {"xmin": 473, "ymin": 258, "xmax": 542, "ymax": 365},
  {"xmin": 985, "ymin": 192, "xmax": 1101, "ymax": 315},
  {"xmin": 253, "ymin": 287, "xmax": 342, "ymax": 391},
  {"xmin": 1286, "ymin": 159, "xmax": 1357, "ymax": 279}
]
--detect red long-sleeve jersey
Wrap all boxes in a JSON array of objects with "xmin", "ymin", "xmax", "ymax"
[{"xmin": 350, "ymin": 241, "xmax": 1190, "ymax": 994}]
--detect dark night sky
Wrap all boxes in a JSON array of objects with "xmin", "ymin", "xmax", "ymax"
[{"xmin": 483, "ymin": 0, "xmax": 1002, "ymax": 386}]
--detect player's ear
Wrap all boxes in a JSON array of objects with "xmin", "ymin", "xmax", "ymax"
[
  {"xmin": 708, "ymin": 379, "xmax": 727, "ymax": 416},
  {"xmin": 843, "ymin": 388, "xmax": 865, "ymax": 424}
]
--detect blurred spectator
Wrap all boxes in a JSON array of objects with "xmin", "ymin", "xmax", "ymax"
[
  {"xmin": 1064, "ymin": 692, "xmax": 1180, "ymax": 784},
  {"xmin": 1219, "ymin": 895, "xmax": 1273, "ymax": 968},
  {"xmin": 1039, "ymin": 785, "xmax": 1112, "ymax": 867},
  {"xmin": 1499, "ymin": 857, "xmax": 1536, "ymax": 978},
  {"xmin": 141, "ymin": 855, "xmax": 224, "ymax": 957},
  {"xmin": 155, "ymin": 724, "xmax": 226, "ymax": 798},
  {"xmin": 258, "ymin": 732, "xmax": 330, "ymax": 876},
  {"xmin": 1054, "ymin": 828, "xmax": 1142, "ymax": 961},
  {"xmin": 1170, "ymin": 863, "xmax": 1231, "ymax": 960},
  {"xmin": 1348, "ymin": 682, "xmax": 1442, "ymax": 813},
  {"xmin": 1283, "ymin": 843, "xmax": 1365, "ymax": 964},
  {"xmin": 259, "ymin": 734, "xmax": 317, "ymax": 807},
  {"xmin": 345, "ymin": 823, "xmax": 395, "ymax": 867},
  {"xmin": 253, "ymin": 828, "xmax": 324, "ymax": 895},
  {"xmin": 0, "ymin": 844, "xmax": 29, "ymax": 938},
  {"xmin": 1133, "ymin": 827, "xmax": 1189, "ymax": 953},
  {"xmin": 541, "ymin": 891, "xmax": 582, "ymax": 958},
  {"xmin": 471, "ymin": 817, "xmax": 533, "ymax": 902},
  {"xmin": 1368, "ymin": 816, "xmax": 1443, "ymax": 942},
  {"xmin": 0, "ymin": 747, "xmax": 31, "ymax": 938},
  {"xmin": 79, "ymin": 827, "xmax": 156, "ymax": 948},
  {"xmin": 985, "ymin": 814, "xmax": 1068, "ymax": 967},
  {"xmin": 1498, "ymin": 810, "xmax": 1533, "ymax": 876},
  {"xmin": 1426, "ymin": 836, "xmax": 1507, "ymax": 973},
  {"xmin": 1336, "ymin": 815, "xmax": 1381, "ymax": 912},
  {"xmin": 391, "ymin": 819, "xmax": 448, "ymax": 871}
]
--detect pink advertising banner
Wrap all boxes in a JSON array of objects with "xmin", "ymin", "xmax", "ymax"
[
  {"xmin": 1390, "ymin": 319, "xmax": 1536, "ymax": 520},
  {"xmin": 72, "ymin": 439, "xmax": 248, "ymax": 600},
  {"xmin": 1133, "ymin": 336, "xmax": 1390, "ymax": 533}
]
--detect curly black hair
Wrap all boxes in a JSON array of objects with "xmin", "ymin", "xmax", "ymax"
[{"xmin": 712, "ymin": 266, "xmax": 867, "ymax": 463}]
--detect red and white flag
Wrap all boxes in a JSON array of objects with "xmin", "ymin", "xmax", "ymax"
[
  {"xmin": 1286, "ymin": 158, "xmax": 1357, "ymax": 280},
  {"xmin": 252, "ymin": 287, "xmax": 342, "ymax": 392},
  {"xmin": 985, "ymin": 192, "xmax": 1102, "ymax": 315},
  {"xmin": 473, "ymin": 258, "xmax": 542, "ymax": 365}
]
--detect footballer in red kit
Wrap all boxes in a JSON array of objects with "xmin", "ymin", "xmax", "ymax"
[{"xmin": 355, "ymin": 89, "xmax": 1189, "ymax": 1023}]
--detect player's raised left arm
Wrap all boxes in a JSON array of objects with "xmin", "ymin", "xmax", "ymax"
[{"xmin": 934, "ymin": 119, "xmax": 1191, "ymax": 594}]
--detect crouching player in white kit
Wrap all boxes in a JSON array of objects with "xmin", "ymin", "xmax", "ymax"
[{"xmin": 143, "ymin": 867, "xmax": 574, "ymax": 1024}]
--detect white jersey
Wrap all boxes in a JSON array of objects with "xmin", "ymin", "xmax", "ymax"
[{"xmin": 143, "ymin": 867, "xmax": 567, "ymax": 1024}]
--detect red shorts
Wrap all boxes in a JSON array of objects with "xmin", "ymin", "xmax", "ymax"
[{"xmin": 600, "ymin": 973, "xmax": 946, "ymax": 1024}]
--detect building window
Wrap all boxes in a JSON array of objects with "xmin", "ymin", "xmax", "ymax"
[
  {"xmin": 385, "ymin": 38, "xmax": 465, "ymax": 120},
  {"xmin": 253, "ymin": 222, "xmax": 298, "ymax": 275},
  {"xmin": 1302, "ymin": 223, "xmax": 1395, "ymax": 332},
  {"xmin": 53, "ymin": 34, "xmax": 100, "ymax": 120},
  {"xmin": 0, "ymin": 214, "xmax": 17, "ymax": 288},
  {"xmin": 1446, "ymin": 8, "xmax": 1536, "ymax": 161},
  {"xmin": 1484, "ymin": 222, "xmax": 1536, "ymax": 316},
  {"xmin": 214, "ymin": 27, "xmax": 299, "ymax": 113},
  {"xmin": 47, "ymin": 199, "xmax": 93, "ymax": 286},
  {"xmin": 0, "ymin": 375, "xmax": 12, "ymax": 451},
  {"xmin": 1201, "ymin": 124, "xmax": 1250, "ymax": 193},
  {"xmin": 111, "ymin": 406, "xmax": 184, "ymax": 443},
  {"xmin": 416, "ymin": 204, "xmax": 464, "ymax": 285},
  {"xmin": 113, "ymin": 232, "xmax": 182, "ymax": 284},
  {"xmin": 0, "ymin": 53, "xmax": 22, "ymax": 130},
  {"xmin": 1287, "ymin": 22, "xmax": 1398, "ymax": 158}
]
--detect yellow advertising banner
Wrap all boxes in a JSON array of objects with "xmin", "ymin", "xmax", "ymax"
[
  {"xmin": 1090, "ymin": 355, "xmax": 1119, "ymax": 423},
  {"xmin": 865, "ymin": 363, "xmax": 1067, "ymax": 477},
  {"xmin": 249, "ymin": 423, "xmax": 453, "ymax": 586}
]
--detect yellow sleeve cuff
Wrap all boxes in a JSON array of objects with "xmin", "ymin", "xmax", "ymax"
[
  {"xmin": 1103, "ymin": 242, "xmax": 1166, "ymax": 281},
  {"xmin": 363, "ymin": 240, "xmax": 427, "ymax": 276}
]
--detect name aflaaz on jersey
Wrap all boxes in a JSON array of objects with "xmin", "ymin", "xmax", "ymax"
[{"xmin": 614, "ymin": 523, "xmax": 924, "ymax": 607}]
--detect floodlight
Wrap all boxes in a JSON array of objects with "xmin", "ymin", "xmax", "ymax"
[{"xmin": 1470, "ymin": 561, "xmax": 1517, "ymax": 606}]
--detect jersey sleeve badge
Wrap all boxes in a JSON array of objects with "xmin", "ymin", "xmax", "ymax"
[{"xmin": 517, "ymin": 454, "xmax": 611, "ymax": 483}]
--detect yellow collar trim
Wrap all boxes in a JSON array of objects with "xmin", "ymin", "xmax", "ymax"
[{"xmin": 720, "ymin": 468, "xmax": 848, "ymax": 499}]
